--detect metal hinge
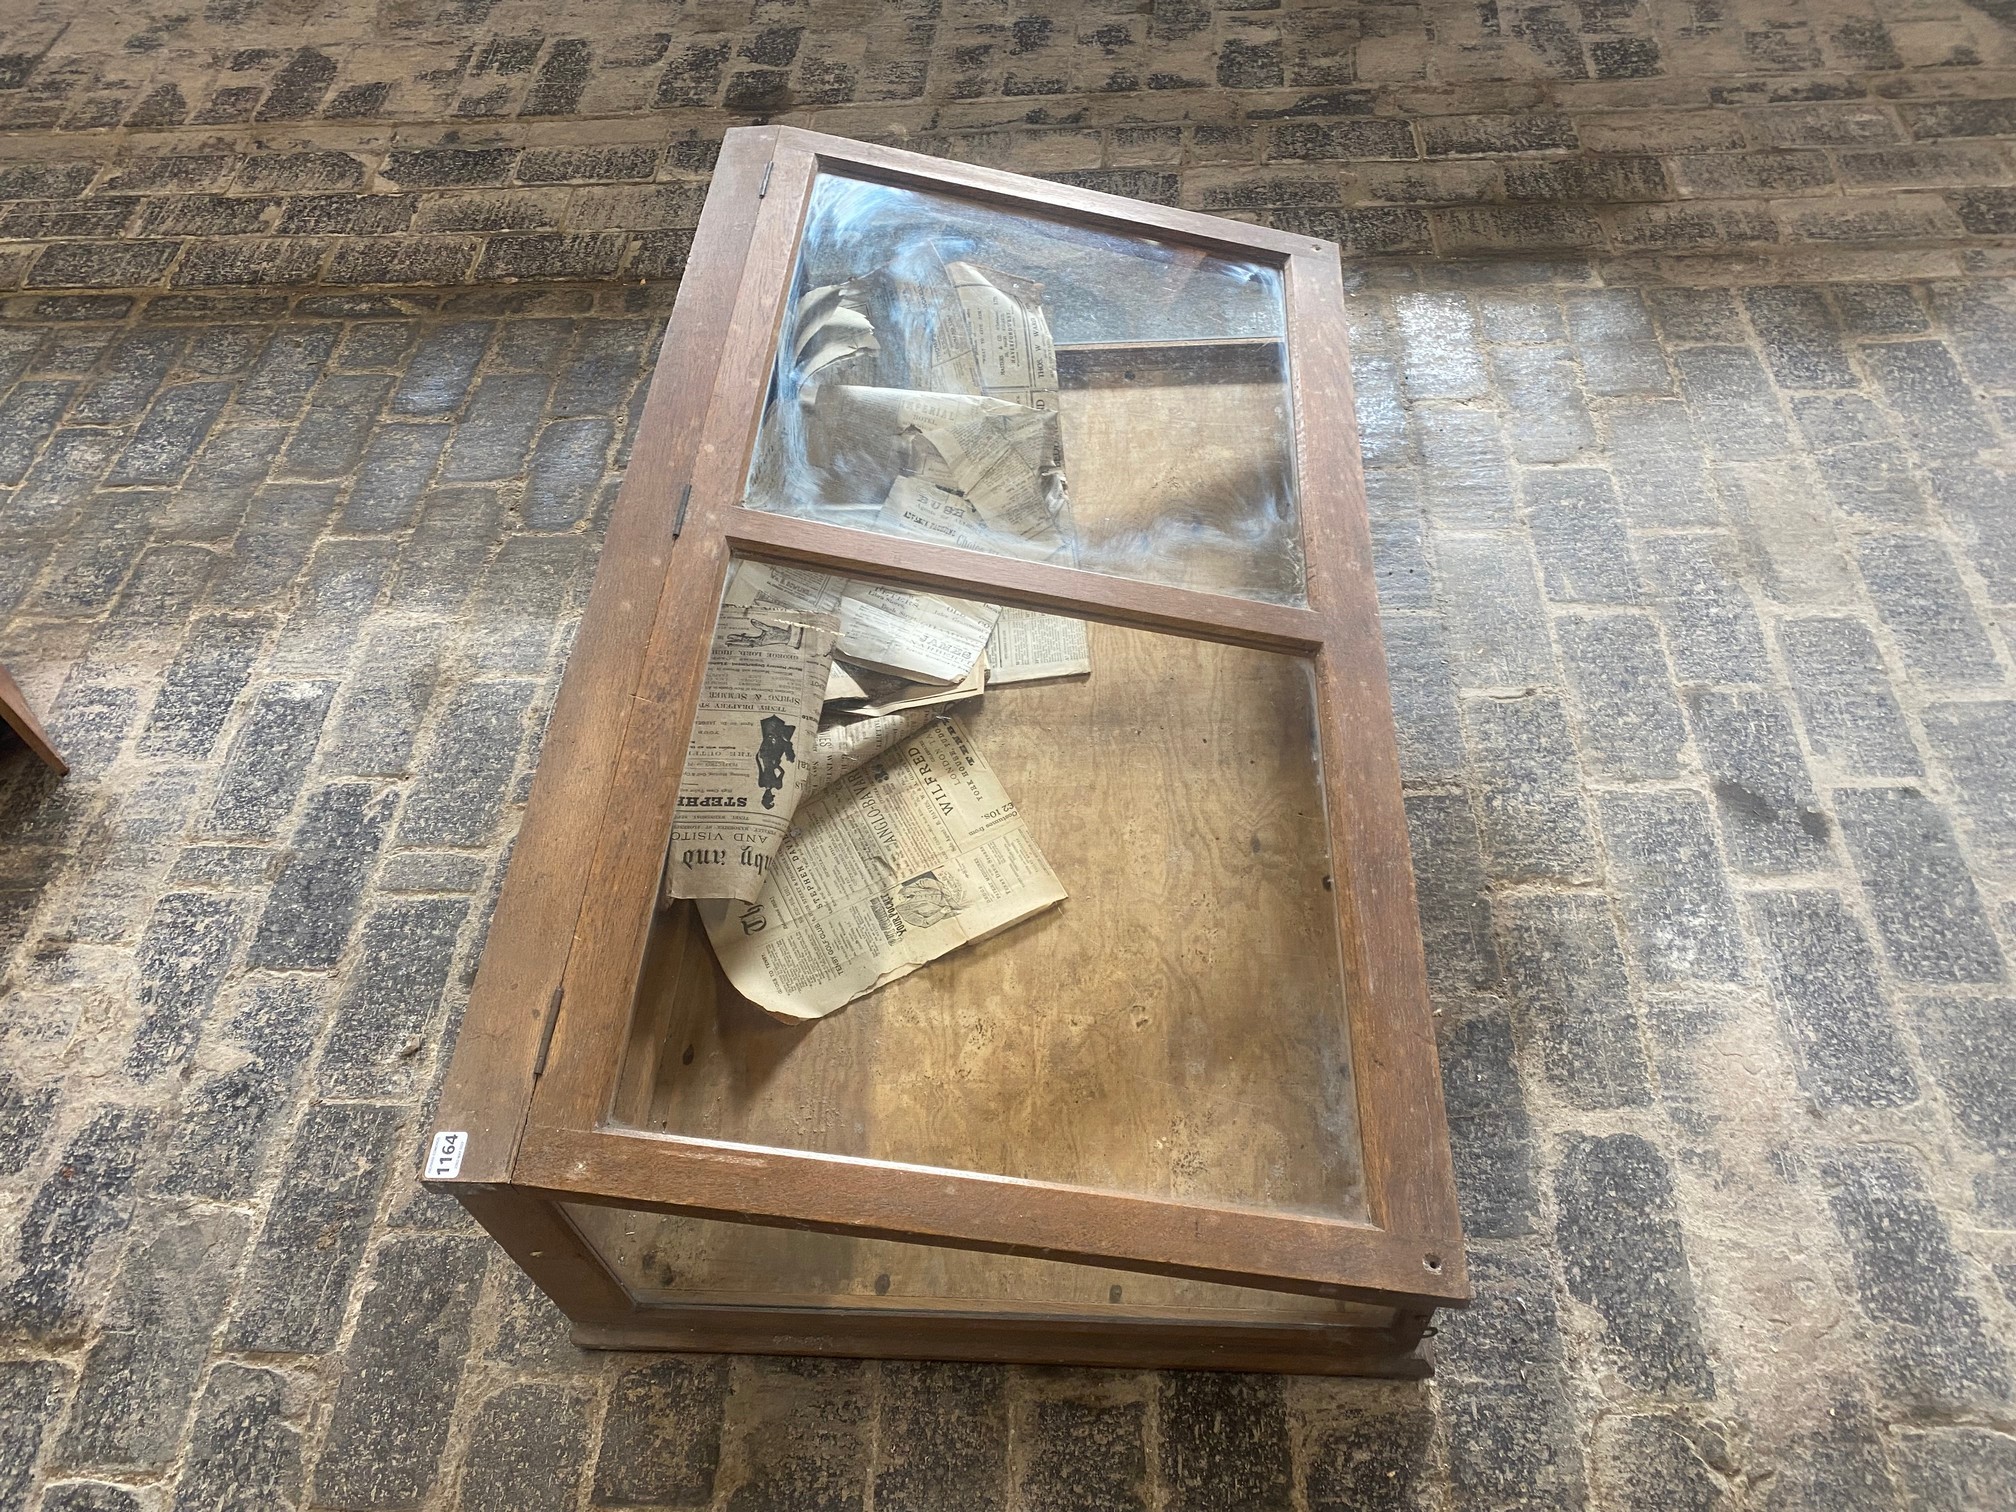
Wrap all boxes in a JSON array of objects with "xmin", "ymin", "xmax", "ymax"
[
  {"xmin": 759, "ymin": 161, "xmax": 774, "ymax": 198},
  {"xmin": 671, "ymin": 482, "xmax": 692, "ymax": 539},
  {"xmin": 532, "ymin": 984, "xmax": 564, "ymax": 1078}
]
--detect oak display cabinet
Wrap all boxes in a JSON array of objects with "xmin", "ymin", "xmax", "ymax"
[{"xmin": 426, "ymin": 126, "xmax": 1469, "ymax": 1376}]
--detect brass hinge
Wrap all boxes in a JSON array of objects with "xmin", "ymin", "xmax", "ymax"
[
  {"xmin": 671, "ymin": 481, "xmax": 692, "ymax": 539},
  {"xmin": 531, "ymin": 984, "xmax": 564, "ymax": 1078}
]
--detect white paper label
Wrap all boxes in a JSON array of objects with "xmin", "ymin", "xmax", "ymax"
[{"xmin": 425, "ymin": 1130, "xmax": 468, "ymax": 1181}]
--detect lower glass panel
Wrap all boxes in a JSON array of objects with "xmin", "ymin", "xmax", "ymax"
[
  {"xmin": 620, "ymin": 588, "xmax": 1367, "ymax": 1224},
  {"xmin": 563, "ymin": 1204, "xmax": 1388, "ymax": 1326}
]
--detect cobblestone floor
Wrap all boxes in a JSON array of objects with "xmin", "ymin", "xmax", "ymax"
[
  {"xmin": 2, "ymin": 0, "xmax": 2016, "ymax": 1509},
  {"xmin": 2, "ymin": 259, "xmax": 2013, "ymax": 1509}
]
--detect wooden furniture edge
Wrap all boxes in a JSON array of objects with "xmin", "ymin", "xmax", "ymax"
[
  {"xmin": 770, "ymin": 125, "xmax": 1322, "ymax": 262},
  {"xmin": 425, "ymin": 126, "xmax": 784, "ymax": 1184},
  {"xmin": 0, "ymin": 663, "xmax": 66, "ymax": 774},
  {"xmin": 567, "ymin": 1307, "xmax": 1435, "ymax": 1377},
  {"xmin": 1286, "ymin": 245, "xmax": 1467, "ymax": 1256},
  {"xmin": 725, "ymin": 510, "xmax": 1327, "ymax": 653},
  {"xmin": 508, "ymin": 1126, "xmax": 1470, "ymax": 1307}
]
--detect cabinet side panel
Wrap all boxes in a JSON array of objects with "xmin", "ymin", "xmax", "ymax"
[{"xmin": 427, "ymin": 127, "xmax": 781, "ymax": 1184}]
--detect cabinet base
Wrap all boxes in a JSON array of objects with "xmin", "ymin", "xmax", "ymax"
[{"xmin": 570, "ymin": 1304, "xmax": 1435, "ymax": 1377}]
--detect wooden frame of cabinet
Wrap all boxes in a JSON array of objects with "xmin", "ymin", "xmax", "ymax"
[{"xmin": 425, "ymin": 125, "xmax": 1467, "ymax": 1376}]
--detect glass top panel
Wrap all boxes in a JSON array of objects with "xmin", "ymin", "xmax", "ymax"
[
  {"xmin": 613, "ymin": 564, "xmax": 1365, "ymax": 1224},
  {"xmin": 563, "ymin": 1206, "xmax": 1391, "ymax": 1324},
  {"xmin": 742, "ymin": 172, "xmax": 1305, "ymax": 606}
]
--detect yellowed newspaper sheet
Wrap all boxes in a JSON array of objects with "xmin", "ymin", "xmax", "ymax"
[
  {"xmin": 984, "ymin": 607, "xmax": 1091, "ymax": 684},
  {"xmin": 665, "ymin": 606, "xmax": 840, "ymax": 904},
  {"xmin": 698, "ymin": 719, "xmax": 1067, "ymax": 1020}
]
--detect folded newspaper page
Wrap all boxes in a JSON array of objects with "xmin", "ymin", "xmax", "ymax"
[
  {"xmin": 798, "ymin": 709, "xmax": 932, "ymax": 796},
  {"xmin": 929, "ymin": 261, "xmax": 1060, "ymax": 415},
  {"xmin": 985, "ymin": 607, "xmax": 1091, "ymax": 684},
  {"xmin": 698, "ymin": 718, "xmax": 1068, "ymax": 1020},
  {"xmin": 665, "ymin": 606, "xmax": 841, "ymax": 905},
  {"xmin": 850, "ymin": 653, "xmax": 986, "ymax": 716},
  {"xmin": 825, "ymin": 659, "xmax": 871, "ymax": 704},
  {"xmin": 727, "ymin": 545, "xmax": 993, "ymax": 688},
  {"xmin": 794, "ymin": 279, "xmax": 878, "ymax": 381}
]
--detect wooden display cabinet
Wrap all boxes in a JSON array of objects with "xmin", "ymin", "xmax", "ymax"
[{"xmin": 426, "ymin": 125, "xmax": 1468, "ymax": 1376}]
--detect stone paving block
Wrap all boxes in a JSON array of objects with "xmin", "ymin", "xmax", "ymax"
[
  {"xmin": 277, "ymin": 372, "xmax": 394, "ymax": 480},
  {"xmin": 1019, "ymin": 1397, "xmax": 1147, "ymax": 1512},
  {"xmin": 317, "ymin": 896, "xmax": 470, "ymax": 1098},
  {"xmin": 245, "ymin": 781, "xmax": 394, "ymax": 970},
  {"xmin": 1895, "ymin": 1427, "xmax": 2016, "ymax": 1512},
  {"xmin": 231, "ymin": 324, "xmax": 338, "ymax": 421},
  {"xmin": 455, "ymin": 1384, "xmax": 592, "ymax": 1512},
  {"xmin": 1160, "ymin": 1374, "xmax": 1292, "ymax": 1512},
  {"xmin": 319, "ymin": 621, "xmax": 448, "ymax": 777},
  {"xmin": 1404, "ymin": 792, "xmax": 1498, "ymax": 994},
  {"xmin": 201, "ymin": 679, "xmax": 334, "ymax": 837},
  {"xmin": 1778, "ymin": 617, "xmax": 1923, "ymax": 777},
  {"xmin": 1921, "ymin": 700, "xmax": 2016, "ymax": 871},
  {"xmin": 1439, "ymin": 1009, "xmax": 1538, "ymax": 1240},
  {"xmin": 54, "ymin": 1208, "xmax": 246, "ymax": 1473},
  {"xmin": 1556, "ymin": 290, "xmax": 1669, "ymax": 397},
  {"xmin": 592, "ymin": 1356, "xmax": 729, "ymax": 1506},
  {"xmin": 126, "ymin": 890, "xmax": 249, "ymax": 1079},
  {"xmin": 160, "ymin": 422, "xmax": 285, "ymax": 540},
  {"xmin": 1555, "ymin": 1133, "xmax": 1715, "ymax": 1398},
  {"xmin": 0, "ymin": 1071, "xmax": 58, "ymax": 1177},
  {"xmin": 395, "ymin": 680, "xmax": 534, "ymax": 848},
  {"xmin": 168, "ymin": 1364, "xmax": 303, "ymax": 1512},
  {"xmin": 269, "ymin": 539, "xmax": 397, "ymax": 673},
  {"xmin": 1834, "ymin": 786, "xmax": 2006, "ymax": 983},
  {"xmin": 1435, "ymin": 536, "xmax": 1555, "ymax": 687},
  {"xmin": 1740, "ymin": 286, "xmax": 1857, "ymax": 390},
  {"xmin": 69, "ymin": 329, "xmax": 181, "ymax": 424},
  {"xmin": 1748, "ymin": 890, "xmax": 1919, "ymax": 1111},
  {"xmin": 1499, "ymin": 893, "xmax": 1651, "ymax": 1110},
  {"xmin": 41, "ymin": 1481, "xmax": 143, "ymax": 1511},
  {"xmin": 1861, "ymin": 340, "xmax": 1997, "ymax": 457},
  {"xmin": 1462, "ymin": 692, "xmax": 1598, "ymax": 882},
  {"xmin": 390, "ymin": 321, "xmax": 492, "ymax": 416},
  {"xmin": 1522, "ymin": 470, "xmax": 1641, "ymax": 604},
  {"xmin": 388, "ymin": 486, "xmax": 507, "ymax": 613},
  {"xmin": 1493, "ymin": 346, "xmax": 1596, "ymax": 465},
  {"xmin": 463, "ymin": 534, "xmax": 584, "ymax": 673},
  {"xmin": 158, "ymin": 976, "xmax": 325, "ymax": 1200},
  {"xmin": 1822, "ymin": 1147, "xmax": 2012, "ymax": 1411},
  {"xmin": 209, "ymin": 481, "xmax": 342, "ymax": 608},
  {"xmin": 1596, "ymin": 791, "xmax": 1748, "ymax": 983},
  {"xmin": 1382, "ymin": 615, "xmax": 1464, "ymax": 783},
  {"xmin": 1855, "ymin": 534, "xmax": 2003, "ymax": 689},
  {"xmin": 1305, "ymin": 1394, "xmax": 1438, "ymax": 1512},
  {"xmin": 1590, "ymin": 1416, "xmax": 1732, "ymax": 1512},
  {"xmin": 716, "ymin": 1357, "xmax": 870, "ymax": 1512},
  {"xmin": 1638, "ymin": 535, "xmax": 1772, "ymax": 685},
  {"xmin": 1556, "ymin": 613, "xmax": 1688, "ymax": 779},
  {"xmin": 310, "ymin": 1233, "xmax": 487, "ymax": 1510},
  {"xmin": 873, "ymin": 1363, "xmax": 1006, "ymax": 1512},
  {"xmin": 1601, "ymin": 400, "xmax": 1715, "ymax": 527},
  {"xmin": 0, "ymin": 1107, "xmax": 152, "ymax": 1341},
  {"xmin": 105, "ymin": 380, "xmax": 233, "ymax": 486},
  {"xmin": 1436, "ymin": 1247, "xmax": 1588, "ymax": 1510},
  {"xmin": 1685, "ymin": 688, "xmax": 1831, "ymax": 874},
  {"xmin": 337, "ymin": 422, "xmax": 449, "ymax": 532},
  {"xmin": 0, "ymin": 1361, "xmax": 73, "ymax": 1509},
  {"xmin": 226, "ymin": 1101, "xmax": 405, "ymax": 1355},
  {"xmin": 1673, "ymin": 346, "xmax": 1792, "ymax": 460}
]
